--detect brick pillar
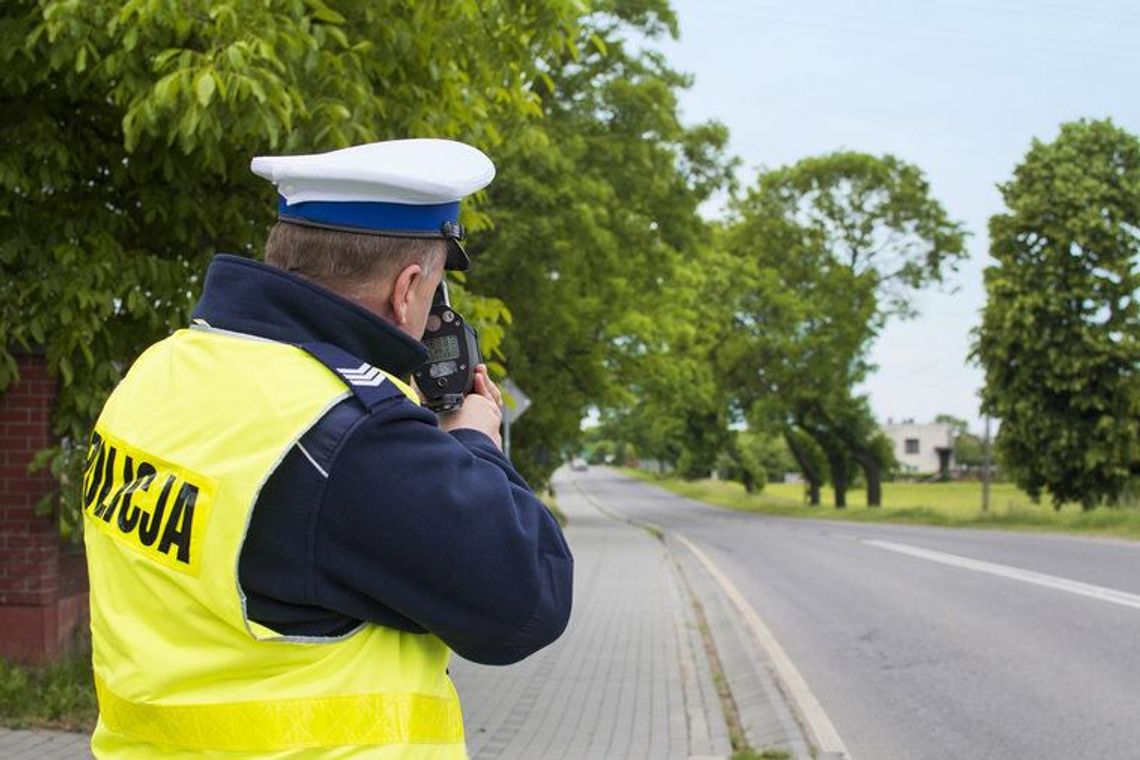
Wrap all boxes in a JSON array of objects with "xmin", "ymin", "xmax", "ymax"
[{"xmin": 0, "ymin": 353, "xmax": 89, "ymax": 662}]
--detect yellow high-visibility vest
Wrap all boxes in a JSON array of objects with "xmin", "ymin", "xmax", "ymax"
[{"xmin": 83, "ymin": 326, "xmax": 466, "ymax": 759}]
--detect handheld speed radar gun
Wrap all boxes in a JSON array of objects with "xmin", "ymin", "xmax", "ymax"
[{"xmin": 415, "ymin": 281, "xmax": 482, "ymax": 413}]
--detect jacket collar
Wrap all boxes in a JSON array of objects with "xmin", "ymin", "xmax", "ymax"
[{"xmin": 191, "ymin": 254, "xmax": 428, "ymax": 378}]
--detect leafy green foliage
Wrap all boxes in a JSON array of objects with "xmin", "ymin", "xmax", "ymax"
[
  {"xmin": 466, "ymin": 5, "xmax": 733, "ymax": 487},
  {"xmin": 0, "ymin": 0, "xmax": 587, "ymax": 524},
  {"xmin": 721, "ymin": 152, "xmax": 965, "ymax": 505},
  {"xmin": 597, "ymin": 245, "xmax": 739, "ymax": 480},
  {"xmin": 975, "ymin": 118, "xmax": 1140, "ymax": 509},
  {"xmin": 716, "ymin": 430, "xmax": 798, "ymax": 494}
]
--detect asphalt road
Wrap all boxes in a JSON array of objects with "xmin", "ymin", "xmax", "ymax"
[{"xmin": 566, "ymin": 467, "xmax": 1140, "ymax": 760}]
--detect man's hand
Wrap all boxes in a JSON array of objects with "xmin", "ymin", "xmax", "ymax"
[{"xmin": 438, "ymin": 365, "xmax": 503, "ymax": 449}]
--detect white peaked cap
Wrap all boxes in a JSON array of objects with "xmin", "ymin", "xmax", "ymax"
[
  {"xmin": 250, "ymin": 138, "xmax": 496, "ymax": 206},
  {"xmin": 250, "ymin": 138, "xmax": 496, "ymax": 271}
]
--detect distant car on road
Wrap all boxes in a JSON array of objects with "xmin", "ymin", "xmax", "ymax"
[{"xmin": 571, "ymin": 458, "xmax": 589, "ymax": 472}]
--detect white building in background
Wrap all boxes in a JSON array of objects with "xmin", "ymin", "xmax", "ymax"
[{"xmin": 882, "ymin": 421, "xmax": 955, "ymax": 476}]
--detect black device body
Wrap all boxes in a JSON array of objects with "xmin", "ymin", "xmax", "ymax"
[{"xmin": 415, "ymin": 281, "xmax": 482, "ymax": 413}]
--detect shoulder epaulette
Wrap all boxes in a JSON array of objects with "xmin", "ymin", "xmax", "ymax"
[{"xmin": 300, "ymin": 342, "xmax": 409, "ymax": 411}]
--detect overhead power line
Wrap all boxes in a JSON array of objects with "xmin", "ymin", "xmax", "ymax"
[{"xmin": 672, "ymin": 0, "xmax": 1140, "ymax": 64}]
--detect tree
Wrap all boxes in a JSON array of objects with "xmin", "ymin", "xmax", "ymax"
[
  {"xmin": 605, "ymin": 240, "xmax": 742, "ymax": 480},
  {"xmin": 953, "ymin": 431, "xmax": 986, "ymax": 473},
  {"xmin": 974, "ymin": 119, "xmax": 1140, "ymax": 509},
  {"xmin": 0, "ymin": 0, "xmax": 590, "ymax": 527},
  {"xmin": 934, "ymin": 413, "xmax": 985, "ymax": 472},
  {"xmin": 718, "ymin": 429, "xmax": 797, "ymax": 494},
  {"xmin": 815, "ymin": 395, "xmax": 896, "ymax": 505},
  {"xmin": 466, "ymin": 4, "xmax": 734, "ymax": 487},
  {"xmin": 783, "ymin": 427, "xmax": 827, "ymax": 505},
  {"xmin": 723, "ymin": 152, "xmax": 966, "ymax": 506},
  {"xmin": 715, "ymin": 431, "xmax": 763, "ymax": 494},
  {"xmin": 573, "ymin": 249, "xmax": 735, "ymax": 481}
]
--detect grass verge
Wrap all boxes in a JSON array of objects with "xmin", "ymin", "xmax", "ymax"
[
  {"xmin": 622, "ymin": 469, "xmax": 1140, "ymax": 540},
  {"xmin": 0, "ymin": 646, "xmax": 96, "ymax": 732}
]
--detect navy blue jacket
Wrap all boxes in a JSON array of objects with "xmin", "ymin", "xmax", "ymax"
[{"xmin": 190, "ymin": 255, "xmax": 573, "ymax": 665}]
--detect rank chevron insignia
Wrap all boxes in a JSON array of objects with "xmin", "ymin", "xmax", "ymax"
[{"xmin": 335, "ymin": 362, "xmax": 387, "ymax": 387}]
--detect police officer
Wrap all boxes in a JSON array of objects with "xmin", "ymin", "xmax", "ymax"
[{"xmin": 82, "ymin": 139, "xmax": 574, "ymax": 758}]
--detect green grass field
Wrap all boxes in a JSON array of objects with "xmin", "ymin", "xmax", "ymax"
[
  {"xmin": 621, "ymin": 469, "xmax": 1140, "ymax": 539},
  {"xmin": 762, "ymin": 480, "xmax": 1037, "ymax": 515}
]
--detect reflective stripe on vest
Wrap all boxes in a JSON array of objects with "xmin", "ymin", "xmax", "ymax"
[
  {"xmin": 84, "ymin": 328, "xmax": 465, "ymax": 758},
  {"xmin": 94, "ymin": 674, "xmax": 464, "ymax": 751}
]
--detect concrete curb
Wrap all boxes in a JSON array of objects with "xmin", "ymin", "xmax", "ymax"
[
  {"xmin": 668, "ymin": 534, "xmax": 815, "ymax": 759},
  {"xmin": 572, "ymin": 479, "xmax": 818, "ymax": 759}
]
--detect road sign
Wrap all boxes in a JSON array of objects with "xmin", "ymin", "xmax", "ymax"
[
  {"xmin": 501, "ymin": 378, "xmax": 531, "ymax": 426},
  {"xmin": 500, "ymin": 378, "xmax": 531, "ymax": 460}
]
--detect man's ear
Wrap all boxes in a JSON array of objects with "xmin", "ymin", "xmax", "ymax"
[{"xmin": 389, "ymin": 263, "xmax": 423, "ymax": 329}]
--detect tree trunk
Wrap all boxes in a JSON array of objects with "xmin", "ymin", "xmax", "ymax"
[
  {"xmin": 825, "ymin": 447, "xmax": 849, "ymax": 509},
  {"xmin": 806, "ymin": 477, "xmax": 820, "ymax": 506},
  {"xmin": 805, "ymin": 428, "xmax": 849, "ymax": 509},
  {"xmin": 865, "ymin": 460, "xmax": 881, "ymax": 507},
  {"xmin": 742, "ymin": 469, "xmax": 756, "ymax": 494},
  {"xmin": 853, "ymin": 450, "xmax": 882, "ymax": 507},
  {"xmin": 796, "ymin": 411, "xmax": 852, "ymax": 510},
  {"xmin": 784, "ymin": 430, "xmax": 821, "ymax": 506}
]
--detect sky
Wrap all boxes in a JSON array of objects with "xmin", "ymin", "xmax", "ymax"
[{"xmin": 659, "ymin": 0, "xmax": 1140, "ymax": 433}]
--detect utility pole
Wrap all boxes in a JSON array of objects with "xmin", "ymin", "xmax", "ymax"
[{"xmin": 982, "ymin": 414, "xmax": 992, "ymax": 513}]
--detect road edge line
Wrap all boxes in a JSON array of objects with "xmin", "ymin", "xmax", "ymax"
[{"xmin": 674, "ymin": 534, "xmax": 853, "ymax": 760}]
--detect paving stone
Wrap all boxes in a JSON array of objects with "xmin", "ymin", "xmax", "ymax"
[
  {"xmin": 0, "ymin": 728, "xmax": 92, "ymax": 759},
  {"xmin": 452, "ymin": 470, "xmax": 733, "ymax": 760}
]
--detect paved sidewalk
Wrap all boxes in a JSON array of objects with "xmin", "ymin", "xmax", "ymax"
[
  {"xmin": 451, "ymin": 470, "xmax": 731, "ymax": 760},
  {"xmin": 0, "ymin": 727, "xmax": 91, "ymax": 758},
  {"xmin": 0, "ymin": 470, "xmax": 740, "ymax": 760}
]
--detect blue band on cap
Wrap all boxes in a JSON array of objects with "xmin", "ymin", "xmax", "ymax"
[{"xmin": 278, "ymin": 197, "xmax": 459, "ymax": 233}]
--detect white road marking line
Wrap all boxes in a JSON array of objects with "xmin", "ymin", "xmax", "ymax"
[
  {"xmin": 865, "ymin": 539, "xmax": 1140, "ymax": 611},
  {"xmin": 675, "ymin": 533, "xmax": 853, "ymax": 760}
]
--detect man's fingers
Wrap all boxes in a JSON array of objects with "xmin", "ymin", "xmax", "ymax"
[
  {"xmin": 473, "ymin": 370, "xmax": 491, "ymax": 399},
  {"xmin": 473, "ymin": 365, "xmax": 503, "ymax": 408}
]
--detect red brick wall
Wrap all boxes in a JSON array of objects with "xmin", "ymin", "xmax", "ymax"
[{"xmin": 0, "ymin": 353, "xmax": 89, "ymax": 662}]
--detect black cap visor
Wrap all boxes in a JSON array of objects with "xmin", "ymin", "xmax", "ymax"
[
  {"xmin": 440, "ymin": 220, "xmax": 470, "ymax": 271},
  {"xmin": 445, "ymin": 237, "xmax": 470, "ymax": 271}
]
